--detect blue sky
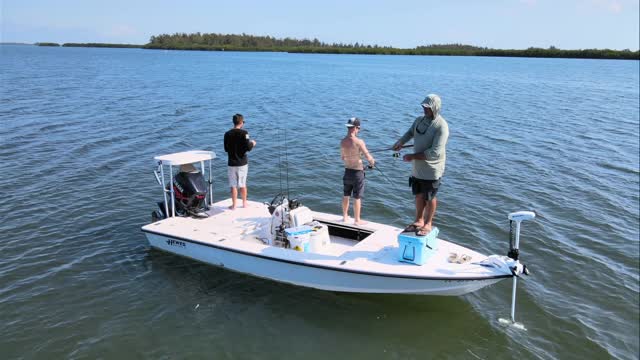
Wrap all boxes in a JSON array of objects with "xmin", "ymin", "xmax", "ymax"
[{"xmin": 1, "ymin": 0, "xmax": 638, "ymax": 50}]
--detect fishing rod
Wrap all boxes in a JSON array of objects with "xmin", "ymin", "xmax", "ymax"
[
  {"xmin": 284, "ymin": 128, "xmax": 290, "ymax": 200},
  {"xmin": 321, "ymin": 148, "xmax": 394, "ymax": 185},
  {"xmin": 367, "ymin": 144, "xmax": 414, "ymax": 154},
  {"xmin": 278, "ymin": 129, "xmax": 283, "ymax": 195}
]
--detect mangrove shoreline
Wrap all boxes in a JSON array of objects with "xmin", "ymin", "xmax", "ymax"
[{"xmin": 33, "ymin": 32, "xmax": 639, "ymax": 60}]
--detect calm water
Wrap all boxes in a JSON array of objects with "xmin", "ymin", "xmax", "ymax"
[{"xmin": 1, "ymin": 45, "xmax": 638, "ymax": 360}]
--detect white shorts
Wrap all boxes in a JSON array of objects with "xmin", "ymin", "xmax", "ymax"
[{"xmin": 228, "ymin": 165, "xmax": 248, "ymax": 188}]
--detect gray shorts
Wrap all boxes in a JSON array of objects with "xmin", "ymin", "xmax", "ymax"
[
  {"xmin": 228, "ymin": 165, "xmax": 248, "ymax": 188},
  {"xmin": 343, "ymin": 169, "xmax": 365, "ymax": 199}
]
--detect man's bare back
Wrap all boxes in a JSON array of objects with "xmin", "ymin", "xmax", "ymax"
[{"xmin": 341, "ymin": 136, "xmax": 370, "ymax": 170}]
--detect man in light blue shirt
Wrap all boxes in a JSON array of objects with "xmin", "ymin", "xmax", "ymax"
[{"xmin": 393, "ymin": 94, "xmax": 449, "ymax": 236}]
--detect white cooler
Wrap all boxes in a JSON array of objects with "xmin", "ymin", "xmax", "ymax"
[{"xmin": 309, "ymin": 224, "xmax": 331, "ymax": 252}]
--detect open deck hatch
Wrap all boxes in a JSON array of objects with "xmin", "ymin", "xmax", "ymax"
[{"xmin": 316, "ymin": 220, "xmax": 374, "ymax": 241}]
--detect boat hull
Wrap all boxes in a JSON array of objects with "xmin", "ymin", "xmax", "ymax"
[{"xmin": 145, "ymin": 232, "xmax": 506, "ymax": 296}]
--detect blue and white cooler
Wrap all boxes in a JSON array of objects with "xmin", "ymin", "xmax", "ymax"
[
  {"xmin": 397, "ymin": 227, "xmax": 439, "ymax": 265},
  {"xmin": 285, "ymin": 225, "xmax": 313, "ymax": 252}
]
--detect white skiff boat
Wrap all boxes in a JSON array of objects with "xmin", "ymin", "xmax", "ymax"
[{"xmin": 142, "ymin": 151, "xmax": 535, "ymax": 321}]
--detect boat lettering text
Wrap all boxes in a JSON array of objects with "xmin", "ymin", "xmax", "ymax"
[{"xmin": 166, "ymin": 239, "xmax": 186, "ymax": 248}]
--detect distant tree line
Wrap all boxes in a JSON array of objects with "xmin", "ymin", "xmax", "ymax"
[
  {"xmin": 35, "ymin": 33, "xmax": 639, "ymax": 60},
  {"xmin": 146, "ymin": 32, "xmax": 388, "ymax": 50},
  {"xmin": 144, "ymin": 33, "xmax": 639, "ymax": 60},
  {"xmin": 35, "ymin": 42, "xmax": 60, "ymax": 47}
]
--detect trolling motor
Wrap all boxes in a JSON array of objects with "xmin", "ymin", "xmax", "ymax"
[
  {"xmin": 508, "ymin": 212, "xmax": 534, "ymax": 275},
  {"xmin": 499, "ymin": 210, "xmax": 536, "ymax": 329}
]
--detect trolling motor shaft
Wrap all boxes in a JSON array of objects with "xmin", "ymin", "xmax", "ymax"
[{"xmin": 505, "ymin": 211, "xmax": 536, "ymax": 326}]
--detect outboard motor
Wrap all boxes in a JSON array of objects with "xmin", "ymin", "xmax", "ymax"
[
  {"xmin": 155, "ymin": 164, "xmax": 208, "ymax": 219},
  {"xmin": 173, "ymin": 169, "xmax": 208, "ymax": 216},
  {"xmin": 150, "ymin": 151, "xmax": 216, "ymax": 223}
]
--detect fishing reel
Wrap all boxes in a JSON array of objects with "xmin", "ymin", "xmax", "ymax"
[
  {"xmin": 289, "ymin": 198, "xmax": 301, "ymax": 210},
  {"xmin": 392, "ymin": 152, "xmax": 401, "ymax": 158},
  {"xmin": 266, "ymin": 193, "xmax": 302, "ymax": 214},
  {"xmin": 267, "ymin": 193, "xmax": 286, "ymax": 215}
]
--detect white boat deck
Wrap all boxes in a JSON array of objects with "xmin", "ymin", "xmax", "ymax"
[{"xmin": 142, "ymin": 199, "xmax": 507, "ymax": 280}]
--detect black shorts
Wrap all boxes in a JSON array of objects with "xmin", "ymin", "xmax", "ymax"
[
  {"xmin": 410, "ymin": 177, "xmax": 441, "ymax": 201},
  {"xmin": 343, "ymin": 169, "xmax": 365, "ymax": 199}
]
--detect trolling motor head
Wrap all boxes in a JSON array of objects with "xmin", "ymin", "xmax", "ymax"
[
  {"xmin": 508, "ymin": 211, "xmax": 536, "ymax": 222},
  {"xmin": 507, "ymin": 211, "xmax": 536, "ymax": 260}
]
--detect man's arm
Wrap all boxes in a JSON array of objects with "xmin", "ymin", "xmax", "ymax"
[
  {"xmin": 393, "ymin": 118, "xmax": 416, "ymax": 150},
  {"xmin": 358, "ymin": 139, "xmax": 375, "ymax": 167},
  {"xmin": 244, "ymin": 132, "xmax": 256, "ymax": 152},
  {"xmin": 403, "ymin": 123, "xmax": 449, "ymax": 162},
  {"xmin": 224, "ymin": 132, "xmax": 229, "ymax": 153}
]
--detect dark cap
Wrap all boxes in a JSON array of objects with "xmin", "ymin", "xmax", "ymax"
[{"xmin": 345, "ymin": 117, "xmax": 361, "ymax": 128}]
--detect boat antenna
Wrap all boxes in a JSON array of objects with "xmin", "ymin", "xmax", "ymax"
[
  {"xmin": 278, "ymin": 128, "xmax": 283, "ymax": 195},
  {"xmin": 284, "ymin": 127, "xmax": 290, "ymax": 199}
]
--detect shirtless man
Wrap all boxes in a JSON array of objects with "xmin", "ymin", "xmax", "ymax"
[{"xmin": 340, "ymin": 117, "xmax": 375, "ymax": 225}]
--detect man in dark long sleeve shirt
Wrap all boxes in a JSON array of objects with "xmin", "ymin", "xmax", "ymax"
[{"xmin": 224, "ymin": 114, "xmax": 256, "ymax": 209}]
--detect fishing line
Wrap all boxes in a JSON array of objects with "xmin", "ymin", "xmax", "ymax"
[{"xmin": 368, "ymin": 164, "xmax": 394, "ymax": 184}]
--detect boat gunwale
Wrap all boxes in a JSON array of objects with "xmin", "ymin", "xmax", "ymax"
[{"xmin": 142, "ymin": 227, "xmax": 512, "ymax": 282}]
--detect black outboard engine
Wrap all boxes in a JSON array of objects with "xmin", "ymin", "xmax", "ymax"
[
  {"xmin": 154, "ymin": 166, "xmax": 209, "ymax": 220},
  {"xmin": 173, "ymin": 170, "xmax": 208, "ymax": 216}
]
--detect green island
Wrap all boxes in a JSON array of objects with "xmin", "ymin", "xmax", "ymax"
[
  {"xmin": 39, "ymin": 33, "xmax": 639, "ymax": 60},
  {"xmin": 35, "ymin": 42, "xmax": 61, "ymax": 47}
]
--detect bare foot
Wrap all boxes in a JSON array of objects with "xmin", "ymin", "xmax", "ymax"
[
  {"xmin": 354, "ymin": 220, "xmax": 368, "ymax": 225},
  {"xmin": 228, "ymin": 205, "xmax": 235, "ymax": 210},
  {"xmin": 242, "ymin": 203, "xmax": 248, "ymax": 208},
  {"xmin": 342, "ymin": 216, "xmax": 350, "ymax": 223}
]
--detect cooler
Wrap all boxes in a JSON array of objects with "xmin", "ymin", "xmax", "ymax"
[
  {"xmin": 397, "ymin": 227, "xmax": 439, "ymax": 265},
  {"xmin": 308, "ymin": 223, "xmax": 331, "ymax": 252},
  {"xmin": 285, "ymin": 225, "xmax": 312, "ymax": 252},
  {"xmin": 289, "ymin": 206, "xmax": 314, "ymax": 227}
]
